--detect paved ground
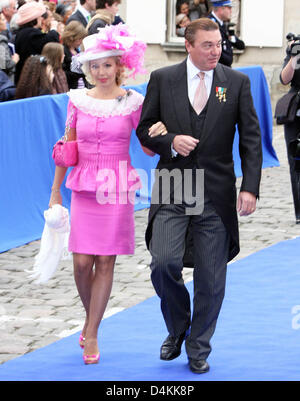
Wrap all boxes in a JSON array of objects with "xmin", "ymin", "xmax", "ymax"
[{"xmin": 0, "ymin": 125, "xmax": 299, "ymax": 365}]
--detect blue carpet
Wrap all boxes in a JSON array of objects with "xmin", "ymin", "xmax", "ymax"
[{"xmin": 1, "ymin": 237, "xmax": 300, "ymax": 381}]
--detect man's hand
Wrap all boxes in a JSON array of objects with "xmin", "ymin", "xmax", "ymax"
[
  {"xmin": 237, "ymin": 191, "xmax": 257, "ymax": 216},
  {"xmin": 172, "ymin": 135, "xmax": 199, "ymax": 157}
]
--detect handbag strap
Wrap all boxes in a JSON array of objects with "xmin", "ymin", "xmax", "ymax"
[{"xmin": 63, "ymin": 104, "xmax": 76, "ymax": 142}]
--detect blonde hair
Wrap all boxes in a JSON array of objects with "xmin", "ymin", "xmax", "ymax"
[
  {"xmin": 82, "ymin": 56, "xmax": 125, "ymax": 86},
  {"xmin": 61, "ymin": 20, "xmax": 87, "ymax": 47}
]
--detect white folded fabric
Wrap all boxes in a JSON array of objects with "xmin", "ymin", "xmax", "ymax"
[{"xmin": 26, "ymin": 204, "xmax": 72, "ymax": 284}]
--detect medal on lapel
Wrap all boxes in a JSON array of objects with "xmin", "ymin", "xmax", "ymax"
[{"xmin": 216, "ymin": 87, "xmax": 227, "ymax": 103}]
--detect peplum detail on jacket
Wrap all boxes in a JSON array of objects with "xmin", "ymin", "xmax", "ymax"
[
  {"xmin": 66, "ymin": 153, "xmax": 142, "ymax": 194},
  {"xmin": 65, "ymin": 88, "xmax": 143, "ymax": 194}
]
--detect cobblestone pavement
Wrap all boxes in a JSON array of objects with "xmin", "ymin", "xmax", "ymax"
[{"xmin": 0, "ymin": 126, "xmax": 299, "ymax": 365}]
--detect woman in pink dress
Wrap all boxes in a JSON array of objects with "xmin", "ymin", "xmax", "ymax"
[{"xmin": 49, "ymin": 25, "xmax": 166, "ymax": 364}]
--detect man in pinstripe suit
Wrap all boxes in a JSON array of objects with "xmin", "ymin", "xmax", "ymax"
[{"xmin": 136, "ymin": 18, "xmax": 262, "ymax": 374}]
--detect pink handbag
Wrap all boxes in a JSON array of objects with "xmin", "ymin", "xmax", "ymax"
[
  {"xmin": 52, "ymin": 107, "xmax": 78, "ymax": 167},
  {"xmin": 52, "ymin": 140, "xmax": 78, "ymax": 167}
]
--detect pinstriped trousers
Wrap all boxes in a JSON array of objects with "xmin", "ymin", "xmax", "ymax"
[{"xmin": 149, "ymin": 197, "xmax": 230, "ymax": 360}]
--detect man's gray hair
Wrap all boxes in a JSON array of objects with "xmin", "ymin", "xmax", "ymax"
[{"xmin": 0, "ymin": 0, "xmax": 12, "ymax": 12}]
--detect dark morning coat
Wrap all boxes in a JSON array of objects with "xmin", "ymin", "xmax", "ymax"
[
  {"xmin": 66, "ymin": 9, "xmax": 88, "ymax": 27},
  {"xmin": 136, "ymin": 60, "xmax": 262, "ymax": 263}
]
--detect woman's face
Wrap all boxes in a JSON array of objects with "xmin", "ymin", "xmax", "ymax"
[
  {"xmin": 73, "ymin": 38, "xmax": 83, "ymax": 49},
  {"xmin": 89, "ymin": 57, "xmax": 119, "ymax": 88},
  {"xmin": 35, "ymin": 16, "xmax": 43, "ymax": 29},
  {"xmin": 180, "ymin": 2, "xmax": 189, "ymax": 15}
]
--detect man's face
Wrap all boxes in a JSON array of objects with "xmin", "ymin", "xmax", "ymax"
[
  {"xmin": 86, "ymin": 0, "xmax": 96, "ymax": 12},
  {"xmin": 3, "ymin": 0, "xmax": 17, "ymax": 21},
  {"xmin": 105, "ymin": 2, "xmax": 119, "ymax": 16},
  {"xmin": 219, "ymin": 6, "xmax": 232, "ymax": 22},
  {"xmin": 185, "ymin": 29, "xmax": 222, "ymax": 71}
]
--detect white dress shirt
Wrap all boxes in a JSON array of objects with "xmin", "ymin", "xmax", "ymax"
[
  {"xmin": 171, "ymin": 57, "xmax": 214, "ymax": 157},
  {"xmin": 211, "ymin": 11, "xmax": 223, "ymax": 26},
  {"xmin": 77, "ymin": 4, "xmax": 91, "ymax": 21},
  {"xmin": 186, "ymin": 55, "xmax": 214, "ymax": 106}
]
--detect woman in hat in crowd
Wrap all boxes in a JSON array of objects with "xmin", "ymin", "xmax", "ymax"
[
  {"xmin": 49, "ymin": 24, "xmax": 166, "ymax": 364},
  {"xmin": 14, "ymin": 1, "xmax": 60, "ymax": 84}
]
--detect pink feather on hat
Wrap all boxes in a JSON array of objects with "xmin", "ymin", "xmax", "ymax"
[{"xmin": 76, "ymin": 24, "xmax": 147, "ymax": 79}]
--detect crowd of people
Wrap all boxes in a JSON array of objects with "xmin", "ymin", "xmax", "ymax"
[
  {"xmin": 0, "ymin": 0, "xmax": 123, "ymax": 101},
  {"xmin": 0, "ymin": 0, "xmax": 247, "ymax": 100}
]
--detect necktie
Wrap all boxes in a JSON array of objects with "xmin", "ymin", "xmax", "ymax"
[{"xmin": 193, "ymin": 72, "xmax": 208, "ymax": 115}]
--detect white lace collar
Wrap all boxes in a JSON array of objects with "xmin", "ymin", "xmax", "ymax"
[{"xmin": 68, "ymin": 88, "xmax": 144, "ymax": 118}]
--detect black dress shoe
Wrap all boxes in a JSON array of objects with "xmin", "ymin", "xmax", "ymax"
[
  {"xmin": 188, "ymin": 358, "xmax": 210, "ymax": 374},
  {"xmin": 160, "ymin": 332, "xmax": 186, "ymax": 361}
]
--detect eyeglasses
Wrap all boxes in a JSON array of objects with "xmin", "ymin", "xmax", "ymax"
[{"xmin": 5, "ymin": 4, "xmax": 18, "ymax": 10}]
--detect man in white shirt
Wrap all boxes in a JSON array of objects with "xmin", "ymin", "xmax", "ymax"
[
  {"xmin": 66, "ymin": 0, "xmax": 96, "ymax": 27},
  {"xmin": 136, "ymin": 17, "xmax": 262, "ymax": 374},
  {"xmin": 0, "ymin": 0, "xmax": 17, "ymax": 41}
]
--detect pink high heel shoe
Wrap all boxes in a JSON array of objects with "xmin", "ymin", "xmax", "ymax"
[
  {"xmin": 83, "ymin": 337, "xmax": 100, "ymax": 365},
  {"xmin": 79, "ymin": 333, "xmax": 85, "ymax": 349},
  {"xmin": 83, "ymin": 353, "xmax": 100, "ymax": 365}
]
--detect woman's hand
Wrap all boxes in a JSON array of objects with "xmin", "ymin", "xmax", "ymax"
[
  {"xmin": 141, "ymin": 145, "xmax": 155, "ymax": 157},
  {"xmin": 49, "ymin": 189, "xmax": 62, "ymax": 208},
  {"xmin": 148, "ymin": 121, "xmax": 167, "ymax": 138},
  {"xmin": 12, "ymin": 53, "xmax": 20, "ymax": 64},
  {"xmin": 49, "ymin": 166, "xmax": 68, "ymax": 207}
]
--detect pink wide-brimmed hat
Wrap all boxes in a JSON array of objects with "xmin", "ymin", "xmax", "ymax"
[
  {"xmin": 74, "ymin": 24, "xmax": 147, "ymax": 79},
  {"xmin": 16, "ymin": 2, "xmax": 46, "ymax": 26}
]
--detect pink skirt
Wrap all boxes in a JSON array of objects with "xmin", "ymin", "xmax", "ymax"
[{"xmin": 69, "ymin": 190, "xmax": 135, "ymax": 255}]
